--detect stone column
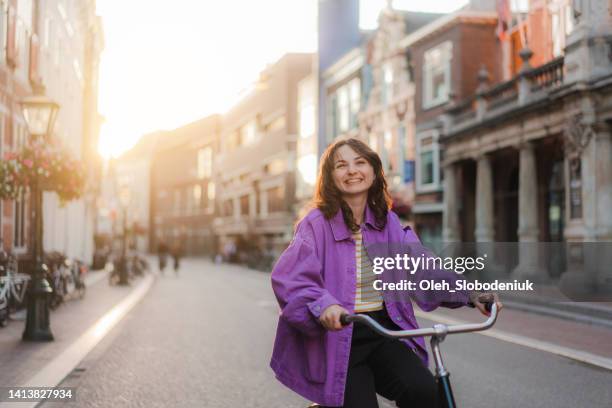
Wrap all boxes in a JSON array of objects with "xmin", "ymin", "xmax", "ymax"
[
  {"xmin": 595, "ymin": 126, "xmax": 612, "ymax": 240},
  {"xmin": 475, "ymin": 154, "xmax": 494, "ymax": 242},
  {"xmin": 513, "ymin": 142, "xmax": 544, "ymax": 280},
  {"xmin": 442, "ymin": 163, "xmax": 459, "ymax": 242},
  {"xmin": 517, "ymin": 142, "xmax": 539, "ymax": 241}
]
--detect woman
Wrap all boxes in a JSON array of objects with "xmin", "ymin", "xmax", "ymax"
[{"xmin": 270, "ymin": 138, "xmax": 502, "ymax": 407}]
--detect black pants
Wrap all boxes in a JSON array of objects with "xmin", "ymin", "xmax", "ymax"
[{"xmin": 326, "ymin": 309, "xmax": 438, "ymax": 408}]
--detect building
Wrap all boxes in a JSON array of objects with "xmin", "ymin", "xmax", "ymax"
[
  {"xmin": 149, "ymin": 116, "xmax": 219, "ymax": 255},
  {"xmin": 213, "ymin": 53, "xmax": 314, "ymax": 257},
  {"xmin": 322, "ymin": 1, "xmax": 496, "ymax": 244},
  {"xmin": 103, "ymin": 131, "xmax": 165, "ymax": 253},
  {"xmin": 317, "ymin": 0, "xmax": 363, "ymax": 157},
  {"xmin": 441, "ymin": 0, "xmax": 612, "ymax": 279},
  {"xmin": 0, "ymin": 0, "xmax": 103, "ymax": 264},
  {"xmin": 358, "ymin": 6, "xmax": 443, "ymax": 223}
]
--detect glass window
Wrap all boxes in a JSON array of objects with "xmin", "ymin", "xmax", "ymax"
[
  {"xmin": 299, "ymin": 103, "xmax": 315, "ymax": 138},
  {"xmin": 337, "ymin": 85, "xmax": 349, "ymax": 132},
  {"xmin": 382, "ymin": 62, "xmax": 393, "ymax": 105},
  {"xmin": 241, "ymin": 120, "xmax": 257, "ymax": 146},
  {"xmin": 416, "ymin": 130, "xmax": 440, "ymax": 192},
  {"xmin": 193, "ymin": 185, "xmax": 202, "ymax": 209},
  {"xmin": 423, "ymin": 41, "xmax": 452, "ymax": 109},
  {"xmin": 268, "ymin": 187, "xmax": 284, "ymax": 212},
  {"xmin": 349, "ymin": 78, "xmax": 361, "ymax": 129},
  {"xmin": 197, "ymin": 146, "xmax": 212, "ymax": 179},
  {"xmin": 420, "ymin": 151, "xmax": 434, "ymax": 185},
  {"xmin": 297, "ymin": 153, "xmax": 317, "ymax": 187},
  {"xmin": 327, "ymin": 94, "xmax": 338, "ymax": 140},
  {"xmin": 240, "ymin": 195, "xmax": 249, "ymax": 216}
]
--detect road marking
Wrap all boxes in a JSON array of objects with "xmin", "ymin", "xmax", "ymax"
[
  {"xmin": 0, "ymin": 274, "xmax": 156, "ymax": 408},
  {"xmin": 414, "ymin": 310, "xmax": 612, "ymax": 372}
]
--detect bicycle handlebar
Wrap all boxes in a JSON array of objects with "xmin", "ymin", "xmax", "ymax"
[{"xmin": 339, "ymin": 302, "xmax": 498, "ymax": 340}]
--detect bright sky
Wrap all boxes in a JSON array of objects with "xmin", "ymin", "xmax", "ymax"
[{"xmin": 96, "ymin": 0, "xmax": 471, "ymax": 158}]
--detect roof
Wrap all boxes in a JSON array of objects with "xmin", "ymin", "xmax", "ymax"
[{"xmin": 399, "ymin": 10, "xmax": 498, "ymax": 49}]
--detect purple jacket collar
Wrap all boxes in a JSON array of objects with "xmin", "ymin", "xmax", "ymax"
[{"xmin": 330, "ymin": 205, "xmax": 384, "ymax": 241}]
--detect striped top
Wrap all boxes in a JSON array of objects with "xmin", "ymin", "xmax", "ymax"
[{"xmin": 353, "ymin": 229, "xmax": 384, "ymax": 312}]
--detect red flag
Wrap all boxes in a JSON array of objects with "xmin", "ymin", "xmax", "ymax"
[{"xmin": 496, "ymin": 0, "xmax": 511, "ymax": 40}]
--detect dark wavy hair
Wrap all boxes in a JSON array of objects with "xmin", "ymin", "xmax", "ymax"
[{"xmin": 312, "ymin": 138, "xmax": 392, "ymax": 232}]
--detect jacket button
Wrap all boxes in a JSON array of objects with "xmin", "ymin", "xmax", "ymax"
[{"xmin": 315, "ymin": 305, "xmax": 321, "ymax": 311}]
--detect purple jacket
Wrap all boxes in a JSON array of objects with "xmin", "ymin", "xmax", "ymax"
[{"xmin": 270, "ymin": 206, "xmax": 469, "ymax": 406}]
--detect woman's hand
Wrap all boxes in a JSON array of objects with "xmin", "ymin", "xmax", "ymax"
[
  {"xmin": 469, "ymin": 292, "xmax": 503, "ymax": 316},
  {"xmin": 319, "ymin": 304, "xmax": 350, "ymax": 331}
]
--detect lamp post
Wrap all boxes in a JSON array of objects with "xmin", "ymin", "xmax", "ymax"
[
  {"xmin": 118, "ymin": 187, "xmax": 131, "ymax": 285},
  {"xmin": 19, "ymin": 93, "xmax": 60, "ymax": 342}
]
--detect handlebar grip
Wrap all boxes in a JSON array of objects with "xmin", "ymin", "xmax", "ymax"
[{"xmin": 340, "ymin": 314, "xmax": 350, "ymax": 326}]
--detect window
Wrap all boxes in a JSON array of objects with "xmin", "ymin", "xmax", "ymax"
[
  {"xmin": 267, "ymin": 187, "xmax": 285, "ymax": 212},
  {"xmin": 327, "ymin": 93, "xmax": 338, "ymax": 140},
  {"xmin": 173, "ymin": 189, "xmax": 181, "ymax": 215},
  {"xmin": 337, "ymin": 86, "xmax": 349, "ymax": 132},
  {"xmin": 416, "ymin": 130, "xmax": 441, "ymax": 192},
  {"xmin": 383, "ymin": 130, "xmax": 393, "ymax": 172},
  {"xmin": 297, "ymin": 153, "xmax": 317, "ymax": 187},
  {"xmin": 551, "ymin": 2, "xmax": 574, "ymax": 58},
  {"xmin": 240, "ymin": 195, "xmax": 249, "ymax": 216},
  {"xmin": 299, "ymin": 102, "xmax": 315, "ymax": 138},
  {"xmin": 423, "ymin": 41, "xmax": 452, "ymax": 109},
  {"xmin": 207, "ymin": 182, "xmax": 215, "ymax": 211},
  {"xmin": 240, "ymin": 120, "xmax": 258, "ymax": 146},
  {"xmin": 328, "ymin": 77, "xmax": 362, "ymax": 139},
  {"xmin": 223, "ymin": 199, "xmax": 232, "ymax": 217},
  {"xmin": 382, "ymin": 62, "xmax": 393, "ymax": 105},
  {"xmin": 569, "ymin": 158, "xmax": 582, "ymax": 219},
  {"xmin": 193, "ymin": 185, "xmax": 202, "ymax": 210},
  {"xmin": 197, "ymin": 146, "xmax": 212, "ymax": 179},
  {"xmin": 349, "ymin": 78, "xmax": 361, "ymax": 128}
]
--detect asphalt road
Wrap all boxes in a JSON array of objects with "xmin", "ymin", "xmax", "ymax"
[{"xmin": 42, "ymin": 258, "xmax": 612, "ymax": 408}]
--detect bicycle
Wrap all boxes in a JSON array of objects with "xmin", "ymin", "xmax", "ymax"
[
  {"xmin": 308, "ymin": 302, "xmax": 497, "ymax": 408},
  {"xmin": 0, "ymin": 255, "xmax": 30, "ymax": 326}
]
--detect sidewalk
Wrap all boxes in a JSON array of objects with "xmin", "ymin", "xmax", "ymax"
[{"xmin": 0, "ymin": 269, "xmax": 154, "ymax": 388}]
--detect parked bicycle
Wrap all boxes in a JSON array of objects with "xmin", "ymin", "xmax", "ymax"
[
  {"xmin": 45, "ymin": 252, "xmax": 87, "ymax": 310},
  {"xmin": 0, "ymin": 253, "xmax": 30, "ymax": 327},
  {"xmin": 109, "ymin": 252, "xmax": 149, "ymax": 285}
]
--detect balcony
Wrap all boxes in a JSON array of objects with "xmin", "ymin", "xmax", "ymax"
[{"xmin": 444, "ymin": 53, "xmax": 565, "ymax": 138}]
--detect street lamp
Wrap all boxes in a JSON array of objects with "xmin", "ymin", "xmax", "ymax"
[
  {"xmin": 118, "ymin": 186, "xmax": 131, "ymax": 285},
  {"xmin": 19, "ymin": 92, "xmax": 60, "ymax": 342}
]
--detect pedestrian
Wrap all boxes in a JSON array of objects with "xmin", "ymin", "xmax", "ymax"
[
  {"xmin": 157, "ymin": 240, "xmax": 168, "ymax": 274},
  {"xmin": 171, "ymin": 241, "xmax": 182, "ymax": 275},
  {"xmin": 269, "ymin": 138, "xmax": 502, "ymax": 407}
]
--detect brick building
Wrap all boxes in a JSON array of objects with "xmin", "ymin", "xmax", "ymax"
[
  {"xmin": 0, "ymin": 0, "xmax": 103, "ymax": 264},
  {"xmin": 441, "ymin": 0, "xmax": 612, "ymax": 280}
]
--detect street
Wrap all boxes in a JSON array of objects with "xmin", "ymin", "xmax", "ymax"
[{"xmin": 41, "ymin": 258, "xmax": 611, "ymax": 408}]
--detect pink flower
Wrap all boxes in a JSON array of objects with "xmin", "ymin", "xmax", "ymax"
[{"xmin": 23, "ymin": 159, "xmax": 33, "ymax": 168}]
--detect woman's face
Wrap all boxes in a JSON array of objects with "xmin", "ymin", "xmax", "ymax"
[{"xmin": 332, "ymin": 145, "xmax": 375, "ymax": 199}]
